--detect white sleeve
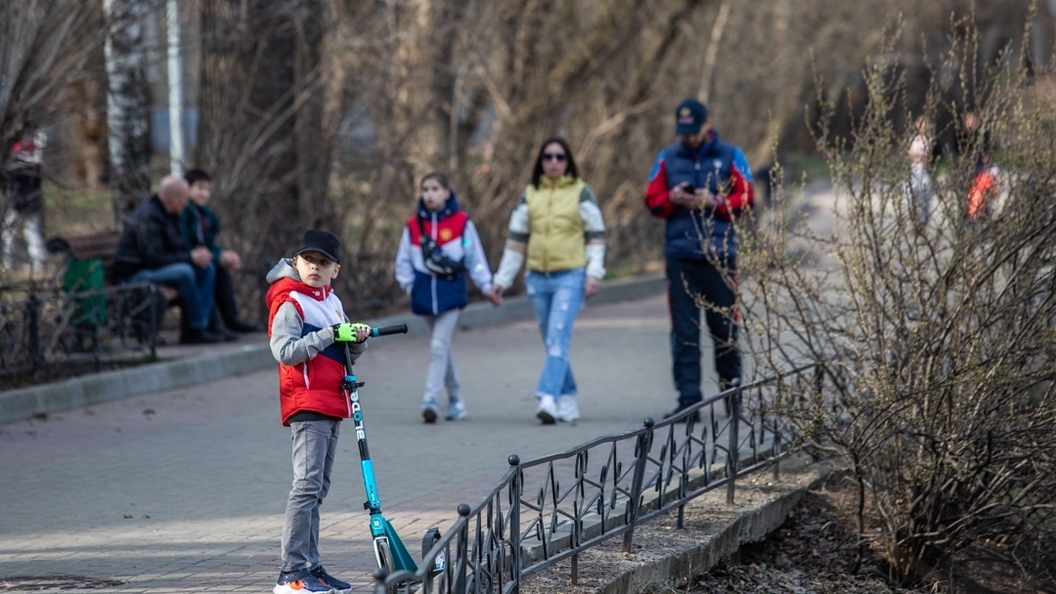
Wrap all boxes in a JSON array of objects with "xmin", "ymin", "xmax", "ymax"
[
  {"xmin": 462, "ymin": 220, "xmax": 493, "ymax": 292},
  {"xmin": 492, "ymin": 195, "xmax": 529, "ymax": 289},
  {"xmin": 585, "ymin": 243, "xmax": 606, "ymax": 280},
  {"xmin": 393, "ymin": 227, "xmax": 415, "ymax": 294},
  {"xmin": 579, "ymin": 185, "xmax": 607, "ymax": 280},
  {"xmin": 493, "ymin": 248, "xmax": 524, "ymax": 290}
]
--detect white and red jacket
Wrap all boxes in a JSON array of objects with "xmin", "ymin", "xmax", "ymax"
[
  {"xmin": 265, "ymin": 258, "xmax": 366, "ymax": 426},
  {"xmin": 394, "ymin": 193, "xmax": 493, "ymax": 316}
]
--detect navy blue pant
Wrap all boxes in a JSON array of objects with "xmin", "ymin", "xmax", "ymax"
[{"xmin": 666, "ymin": 257, "xmax": 741, "ymax": 405}]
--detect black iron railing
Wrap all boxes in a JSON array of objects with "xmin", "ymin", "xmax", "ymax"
[
  {"xmin": 373, "ymin": 364, "xmax": 819, "ymax": 594},
  {"xmin": 0, "ymin": 282, "xmax": 162, "ymax": 383}
]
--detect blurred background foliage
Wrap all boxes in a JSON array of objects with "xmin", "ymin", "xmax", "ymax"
[{"xmin": 1, "ymin": 0, "xmax": 1054, "ymax": 322}]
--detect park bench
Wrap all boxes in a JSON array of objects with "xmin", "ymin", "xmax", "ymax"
[{"xmin": 45, "ymin": 230, "xmax": 179, "ymax": 350}]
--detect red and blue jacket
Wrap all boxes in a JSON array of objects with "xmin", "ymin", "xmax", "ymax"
[
  {"xmin": 644, "ymin": 130, "xmax": 754, "ymax": 260},
  {"xmin": 265, "ymin": 258, "xmax": 363, "ymax": 426},
  {"xmin": 394, "ymin": 193, "xmax": 494, "ymax": 317}
]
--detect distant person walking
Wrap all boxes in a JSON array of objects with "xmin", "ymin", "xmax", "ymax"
[
  {"xmin": 907, "ymin": 115, "xmax": 934, "ymax": 226},
  {"xmin": 960, "ymin": 111, "xmax": 1000, "ymax": 221},
  {"xmin": 967, "ymin": 153, "xmax": 999, "ymax": 220},
  {"xmin": 643, "ymin": 99, "xmax": 755, "ymax": 422},
  {"xmin": 489, "ymin": 137, "xmax": 607, "ymax": 425},
  {"xmin": 2, "ymin": 127, "xmax": 48, "ymax": 272},
  {"xmin": 394, "ymin": 171, "xmax": 499, "ymax": 424}
]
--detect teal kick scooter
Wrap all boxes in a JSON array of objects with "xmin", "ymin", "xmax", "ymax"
[{"xmin": 342, "ymin": 324, "xmax": 444, "ymax": 593}]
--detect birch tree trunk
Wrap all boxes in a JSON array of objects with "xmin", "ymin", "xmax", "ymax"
[{"xmin": 103, "ymin": 0, "xmax": 152, "ymax": 225}]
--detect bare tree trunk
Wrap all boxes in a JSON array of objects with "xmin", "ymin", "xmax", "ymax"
[
  {"xmin": 103, "ymin": 0, "xmax": 152, "ymax": 225},
  {"xmin": 196, "ymin": 0, "xmax": 330, "ymax": 320}
]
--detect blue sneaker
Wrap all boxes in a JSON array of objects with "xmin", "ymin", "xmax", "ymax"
[
  {"xmin": 273, "ymin": 569, "xmax": 334, "ymax": 594},
  {"xmin": 310, "ymin": 565, "xmax": 352, "ymax": 594},
  {"xmin": 445, "ymin": 399, "xmax": 467, "ymax": 421}
]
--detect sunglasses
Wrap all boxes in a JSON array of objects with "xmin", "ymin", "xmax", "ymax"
[{"xmin": 542, "ymin": 152, "xmax": 567, "ymax": 162}]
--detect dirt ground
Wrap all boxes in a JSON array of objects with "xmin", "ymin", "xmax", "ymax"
[{"xmin": 520, "ymin": 471, "xmax": 1051, "ymax": 594}]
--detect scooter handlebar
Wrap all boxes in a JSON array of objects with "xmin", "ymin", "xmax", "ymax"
[{"xmin": 371, "ymin": 324, "xmax": 409, "ymax": 337}]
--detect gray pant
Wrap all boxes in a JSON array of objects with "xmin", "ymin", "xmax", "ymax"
[
  {"xmin": 423, "ymin": 309, "xmax": 462, "ymax": 405},
  {"xmin": 281, "ymin": 419, "xmax": 340, "ymax": 572}
]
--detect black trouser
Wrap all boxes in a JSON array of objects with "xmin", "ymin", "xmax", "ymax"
[
  {"xmin": 214, "ymin": 266, "xmax": 241, "ymax": 328},
  {"xmin": 179, "ymin": 266, "xmax": 240, "ymax": 336},
  {"xmin": 666, "ymin": 257, "xmax": 741, "ymax": 405}
]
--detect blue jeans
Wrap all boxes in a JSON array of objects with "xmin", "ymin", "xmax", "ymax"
[
  {"xmin": 129, "ymin": 262, "xmax": 215, "ymax": 330},
  {"xmin": 281, "ymin": 419, "xmax": 340, "ymax": 573},
  {"xmin": 525, "ymin": 268, "xmax": 585, "ymax": 400}
]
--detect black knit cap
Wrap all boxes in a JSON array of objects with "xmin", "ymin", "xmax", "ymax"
[{"xmin": 294, "ymin": 229, "xmax": 341, "ymax": 263}]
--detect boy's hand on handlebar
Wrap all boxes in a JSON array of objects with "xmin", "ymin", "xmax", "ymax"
[{"xmin": 332, "ymin": 322, "xmax": 372, "ymax": 343}]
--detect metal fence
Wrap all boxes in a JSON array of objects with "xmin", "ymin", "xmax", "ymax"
[
  {"xmin": 0, "ymin": 282, "xmax": 163, "ymax": 383},
  {"xmin": 372, "ymin": 364, "xmax": 819, "ymax": 594}
]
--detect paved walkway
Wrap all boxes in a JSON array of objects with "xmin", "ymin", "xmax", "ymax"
[{"xmin": 0, "ymin": 276, "xmax": 725, "ymax": 594}]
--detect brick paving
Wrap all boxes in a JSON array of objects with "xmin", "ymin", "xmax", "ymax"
[{"xmin": 0, "ymin": 291, "xmax": 707, "ymax": 594}]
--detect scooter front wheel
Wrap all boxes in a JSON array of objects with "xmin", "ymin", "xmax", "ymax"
[
  {"xmin": 373, "ymin": 537, "xmax": 397, "ymax": 594},
  {"xmin": 374, "ymin": 537, "xmax": 422, "ymax": 594}
]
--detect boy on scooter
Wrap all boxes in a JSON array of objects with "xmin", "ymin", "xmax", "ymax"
[{"xmin": 265, "ymin": 229, "xmax": 371, "ymax": 594}]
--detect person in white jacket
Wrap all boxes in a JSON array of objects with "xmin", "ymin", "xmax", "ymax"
[{"xmin": 394, "ymin": 172, "xmax": 499, "ymax": 423}]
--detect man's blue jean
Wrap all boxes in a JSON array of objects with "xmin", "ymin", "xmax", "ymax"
[
  {"xmin": 525, "ymin": 268, "xmax": 585, "ymax": 400},
  {"xmin": 281, "ymin": 419, "xmax": 339, "ymax": 573},
  {"xmin": 129, "ymin": 262, "xmax": 215, "ymax": 330}
]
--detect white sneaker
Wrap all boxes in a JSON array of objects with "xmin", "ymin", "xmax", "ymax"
[
  {"xmin": 445, "ymin": 399, "xmax": 467, "ymax": 421},
  {"xmin": 535, "ymin": 395, "xmax": 557, "ymax": 424},
  {"xmin": 556, "ymin": 396, "xmax": 580, "ymax": 423}
]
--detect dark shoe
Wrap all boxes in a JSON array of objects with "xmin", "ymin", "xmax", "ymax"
[
  {"xmin": 422, "ymin": 402, "xmax": 439, "ymax": 424},
  {"xmin": 180, "ymin": 328, "xmax": 225, "ymax": 345},
  {"xmin": 211, "ymin": 323, "xmax": 239, "ymax": 342},
  {"xmin": 309, "ymin": 565, "xmax": 351, "ymax": 594},
  {"xmin": 208, "ymin": 309, "xmax": 240, "ymax": 342},
  {"xmin": 666, "ymin": 403, "xmax": 702, "ymax": 424},
  {"xmin": 228, "ymin": 319, "xmax": 263, "ymax": 333},
  {"xmin": 274, "ymin": 569, "xmax": 334, "ymax": 594}
]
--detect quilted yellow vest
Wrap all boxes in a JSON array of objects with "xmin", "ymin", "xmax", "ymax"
[{"xmin": 524, "ymin": 175, "xmax": 587, "ymax": 272}]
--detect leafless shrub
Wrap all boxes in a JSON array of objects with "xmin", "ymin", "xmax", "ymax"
[{"xmin": 741, "ymin": 15, "xmax": 1056, "ymax": 589}]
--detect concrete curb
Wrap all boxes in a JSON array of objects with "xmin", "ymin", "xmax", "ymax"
[
  {"xmin": 599, "ymin": 469, "xmax": 819, "ymax": 594},
  {"xmin": 0, "ymin": 274, "xmax": 666, "ymax": 426},
  {"xmin": 519, "ymin": 458, "xmax": 829, "ymax": 594},
  {"xmin": 0, "ymin": 343, "xmax": 275, "ymax": 425}
]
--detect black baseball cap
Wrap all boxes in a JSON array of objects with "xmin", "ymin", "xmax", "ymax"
[
  {"xmin": 675, "ymin": 99, "xmax": 709, "ymax": 136},
  {"xmin": 294, "ymin": 229, "xmax": 341, "ymax": 263}
]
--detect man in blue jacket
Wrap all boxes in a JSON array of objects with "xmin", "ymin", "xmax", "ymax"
[{"xmin": 643, "ymin": 99, "xmax": 755, "ymax": 421}]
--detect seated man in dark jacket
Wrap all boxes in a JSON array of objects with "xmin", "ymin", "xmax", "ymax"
[{"xmin": 112, "ymin": 175, "xmax": 223, "ymax": 344}]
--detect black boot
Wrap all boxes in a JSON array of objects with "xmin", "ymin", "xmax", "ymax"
[
  {"xmin": 215, "ymin": 268, "xmax": 260, "ymax": 333},
  {"xmin": 209, "ymin": 309, "xmax": 239, "ymax": 342},
  {"xmin": 181, "ymin": 328, "xmax": 225, "ymax": 344}
]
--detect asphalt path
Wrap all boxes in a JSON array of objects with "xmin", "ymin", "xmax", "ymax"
[{"xmin": 0, "ymin": 291, "xmax": 721, "ymax": 593}]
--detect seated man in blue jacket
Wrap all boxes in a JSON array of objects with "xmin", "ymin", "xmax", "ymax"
[{"xmin": 112, "ymin": 175, "xmax": 223, "ymax": 344}]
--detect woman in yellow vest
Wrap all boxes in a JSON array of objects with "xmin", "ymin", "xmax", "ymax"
[{"xmin": 490, "ymin": 137, "xmax": 607, "ymax": 425}]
